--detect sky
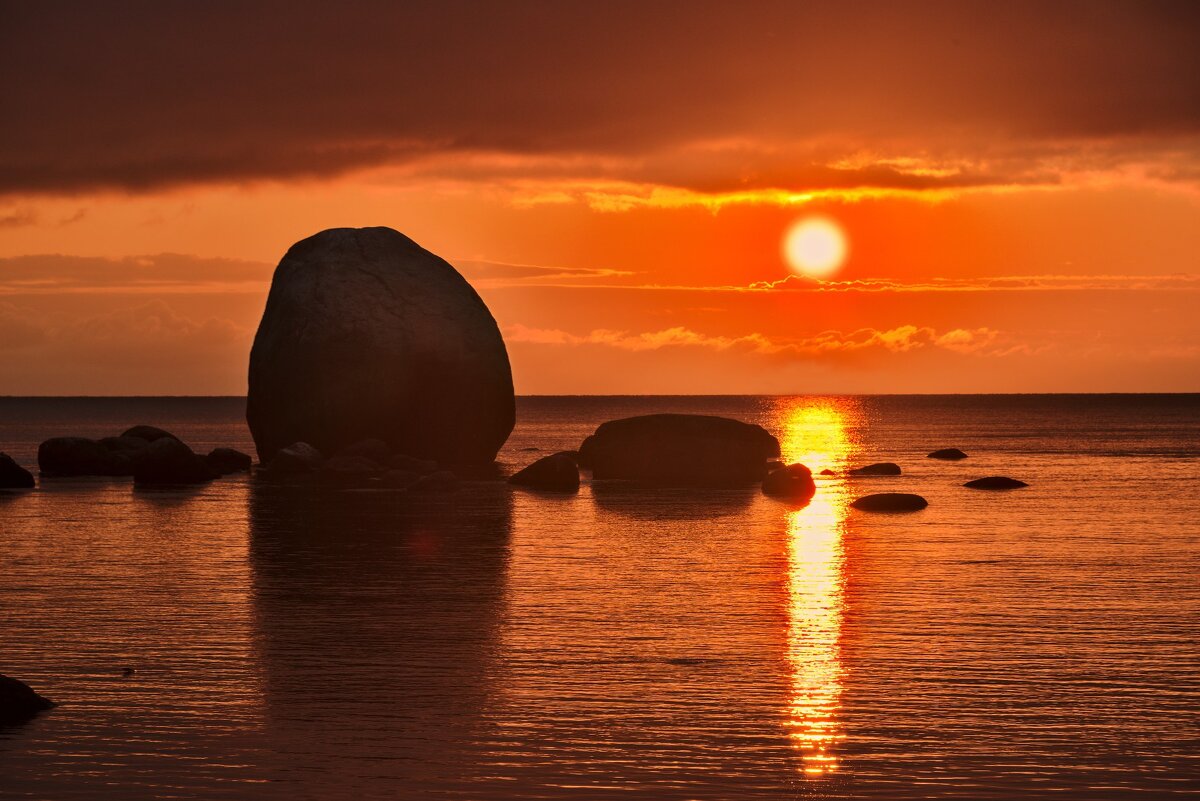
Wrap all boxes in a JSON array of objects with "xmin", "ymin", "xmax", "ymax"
[{"xmin": 2, "ymin": 0, "xmax": 1199, "ymax": 394}]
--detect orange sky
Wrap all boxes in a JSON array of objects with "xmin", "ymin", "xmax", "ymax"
[{"xmin": 2, "ymin": 1, "xmax": 1198, "ymax": 394}]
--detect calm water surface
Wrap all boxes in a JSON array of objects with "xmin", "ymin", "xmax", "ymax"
[{"xmin": 1, "ymin": 395, "xmax": 1198, "ymax": 799}]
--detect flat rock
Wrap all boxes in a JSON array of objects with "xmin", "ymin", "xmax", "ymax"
[
  {"xmin": 761, "ymin": 463, "xmax": 816, "ymax": 502},
  {"xmin": 928, "ymin": 448, "xmax": 968, "ymax": 460},
  {"xmin": 246, "ymin": 226, "xmax": 515, "ymax": 466},
  {"xmin": 0, "ymin": 674, "xmax": 55, "ymax": 725},
  {"xmin": 849, "ymin": 462, "xmax": 902, "ymax": 476},
  {"xmin": 509, "ymin": 453, "xmax": 580, "ymax": 493},
  {"xmin": 0, "ymin": 453, "xmax": 35, "ymax": 489},
  {"xmin": 580, "ymin": 414, "xmax": 780, "ymax": 487},
  {"xmin": 850, "ymin": 492, "xmax": 928, "ymax": 512},
  {"xmin": 964, "ymin": 476, "xmax": 1028, "ymax": 490}
]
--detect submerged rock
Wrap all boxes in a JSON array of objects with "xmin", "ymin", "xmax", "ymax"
[
  {"xmin": 0, "ymin": 674, "xmax": 55, "ymax": 725},
  {"xmin": 120, "ymin": 425, "xmax": 180, "ymax": 444},
  {"xmin": 928, "ymin": 448, "xmax": 968, "ymax": 460},
  {"xmin": 246, "ymin": 226, "xmax": 515, "ymax": 466},
  {"xmin": 761, "ymin": 463, "xmax": 816, "ymax": 502},
  {"xmin": 509, "ymin": 453, "xmax": 580, "ymax": 493},
  {"xmin": 849, "ymin": 462, "xmax": 902, "ymax": 476},
  {"xmin": 964, "ymin": 476, "xmax": 1028, "ymax": 490},
  {"xmin": 850, "ymin": 492, "xmax": 928, "ymax": 512},
  {"xmin": 0, "ymin": 453, "xmax": 35, "ymax": 489},
  {"xmin": 581, "ymin": 414, "xmax": 780, "ymax": 487},
  {"xmin": 266, "ymin": 442, "xmax": 323, "ymax": 475},
  {"xmin": 133, "ymin": 438, "xmax": 219, "ymax": 485},
  {"xmin": 206, "ymin": 447, "xmax": 253, "ymax": 475}
]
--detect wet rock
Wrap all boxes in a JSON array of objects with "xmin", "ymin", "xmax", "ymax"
[
  {"xmin": 205, "ymin": 447, "xmax": 253, "ymax": 475},
  {"xmin": 761, "ymin": 463, "xmax": 816, "ymax": 502},
  {"xmin": 132, "ymin": 437, "xmax": 219, "ymax": 485},
  {"xmin": 38, "ymin": 437, "xmax": 116, "ymax": 476},
  {"xmin": 850, "ymin": 492, "xmax": 928, "ymax": 512},
  {"xmin": 246, "ymin": 226, "xmax": 515, "ymax": 466},
  {"xmin": 928, "ymin": 448, "xmax": 968, "ymax": 460},
  {"xmin": 266, "ymin": 442, "xmax": 323, "ymax": 475},
  {"xmin": 0, "ymin": 674, "xmax": 56, "ymax": 725},
  {"xmin": 389, "ymin": 453, "xmax": 438, "ymax": 475},
  {"xmin": 335, "ymin": 438, "xmax": 392, "ymax": 464},
  {"xmin": 849, "ymin": 462, "xmax": 902, "ymax": 476},
  {"xmin": 120, "ymin": 425, "xmax": 180, "ymax": 444},
  {"xmin": 581, "ymin": 414, "xmax": 780, "ymax": 487},
  {"xmin": 964, "ymin": 476, "xmax": 1028, "ymax": 490},
  {"xmin": 509, "ymin": 453, "xmax": 580, "ymax": 493},
  {"xmin": 411, "ymin": 470, "xmax": 460, "ymax": 493},
  {"xmin": 0, "ymin": 453, "xmax": 35, "ymax": 489}
]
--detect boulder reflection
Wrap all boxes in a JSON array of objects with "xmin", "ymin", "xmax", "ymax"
[
  {"xmin": 776, "ymin": 400, "xmax": 857, "ymax": 776},
  {"xmin": 247, "ymin": 481, "xmax": 512, "ymax": 791}
]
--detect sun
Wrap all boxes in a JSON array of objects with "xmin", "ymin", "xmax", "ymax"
[{"xmin": 783, "ymin": 217, "xmax": 848, "ymax": 279}]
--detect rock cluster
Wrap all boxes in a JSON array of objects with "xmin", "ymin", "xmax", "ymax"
[
  {"xmin": 258, "ymin": 437, "xmax": 455, "ymax": 491},
  {"xmin": 36, "ymin": 427, "xmax": 252, "ymax": 486}
]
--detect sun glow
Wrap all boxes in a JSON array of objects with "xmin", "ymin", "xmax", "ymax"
[{"xmin": 783, "ymin": 217, "xmax": 848, "ymax": 279}]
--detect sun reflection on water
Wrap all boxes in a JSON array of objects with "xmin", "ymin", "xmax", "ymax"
[{"xmin": 776, "ymin": 400, "xmax": 855, "ymax": 776}]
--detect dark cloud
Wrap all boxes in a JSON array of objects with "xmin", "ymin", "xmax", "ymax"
[{"xmin": 2, "ymin": 1, "xmax": 1199, "ymax": 195}]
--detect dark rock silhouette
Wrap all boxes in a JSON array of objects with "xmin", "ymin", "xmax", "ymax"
[
  {"xmin": 132, "ymin": 437, "xmax": 219, "ymax": 485},
  {"xmin": 509, "ymin": 453, "xmax": 580, "ymax": 493},
  {"xmin": 120, "ymin": 425, "xmax": 180, "ymax": 443},
  {"xmin": 818, "ymin": 468, "xmax": 837, "ymax": 476},
  {"xmin": 38, "ymin": 437, "xmax": 118, "ymax": 476},
  {"xmin": 99, "ymin": 436, "xmax": 153, "ymax": 474},
  {"xmin": 411, "ymin": 470, "xmax": 460, "ymax": 492},
  {"xmin": 206, "ymin": 447, "xmax": 253, "ymax": 475},
  {"xmin": 266, "ymin": 442, "xmax": 323, "ymax": 475},
  {"xmin": 0, "ymin": 453, "xmax": 35, "ymax": 489},
  {"xmin": 849, "ymin": 462, "xmax": 902, "ymax": 476},
  {"xmin": 0, "ymin": 674, "xmax": 56, "ymax": 725},
  {"xmin": 964, "ymin": 476, "xmax": 1029, "ymax": 490},
  {"xmin": 928, "ymin": 448, "xmax": 968, "ymax": 460},
  {"xmin": 580, "ymin": 414, "xmax": 780, "ymax": 487},
  {"xmin": 553, "ymin": 450, "xmax": 580, "ymax": 464},
  {"xmin": 336, "ymin": 438, "xmax": 392, "ymax": 464},
  {"xmin": 318, "ymin": 454, "xmax": 384, "ymax": 486},
  {"xmin": 246, "ymin": 226, "xmax": 515, "ymax": 466},
  {"xmin": 851, "ymin": 492, "xmax": 928, "ymax": 512},
  {"xmin": 762, "ymin": 463, "xmax": 816, "ymax": 502}
]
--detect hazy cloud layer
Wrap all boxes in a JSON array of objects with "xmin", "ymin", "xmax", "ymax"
[{"xmin": 3, "ymin": 1, "xmax": 1199, "ymax": 196}]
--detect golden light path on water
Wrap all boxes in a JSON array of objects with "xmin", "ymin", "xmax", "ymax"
[{"xmin": 778, "ymin": 400, "xmax": 855, "ymax": 776}]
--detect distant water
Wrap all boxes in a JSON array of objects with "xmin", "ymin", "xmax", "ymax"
[{"xmin": 1, "ymin": 395, "xmax": 1198, "ymax": 799}]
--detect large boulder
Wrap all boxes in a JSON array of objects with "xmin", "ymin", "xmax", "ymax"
[
  {"xmin": 0, "ymin": 674, "xmax": 56, "ymax": 725},
  {"xmin": 581, "ymin": 414, "xmax": 780, "ymax": 487},
  {"xmin": 762, "ymin": 463, "xmax": 816, "ymax": 502},
  {"xmin": 509, "ymin": 453, "xmax": 580, "ymax": 493},
  {"xmin": 246, "ymin": 227, "xmax": 515, "ymax": 466},
  {"xmin": 38, "ymin": 437, "xmax": 116, "ymax": 476},
  {"xmin": 132, "ymin": 438, "xmax": 219, "ymax": 485},
  {"xmin": 0, "ymin": 453, "xmax": 35, "ymax": 489}
]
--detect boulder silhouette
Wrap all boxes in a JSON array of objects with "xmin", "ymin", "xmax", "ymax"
[
  {"xmin": 928, "ymin": 448, "xmax": 968, "ymax": 460},
  {"xmin": 247, "ymin": 227, "xmax": 515, "ymax": 466},
  {"xmin": 0, "ymin": 674, "xmax": 55, "ymax": 725},
  {"xmin": 851, "ymin": 492, "xmax": 928, "ymax": 512},
  {"xmin": 133, "ymin": 437, "xmax": 219, "ymax": 485},
  {"xmin": 266, "ymin": 442, "xmax": 324, "ymax": 475},
  {"xmin": 964, "ymin": 476, "xmax": 1028, "ymax": 490},
  {"xmin": 581, "ymin": 414, "xmax": 780, "ymax": 487},
  {"xmin": 509, "ymin": 453, "xmax": 580, "ymax": 493},
  {"xmin": 206, "ymin": 447, "xmax": 253, "ymax": 475},
  {"xmin": 849, "ymin": 462, "xmax": 902, "ymax": 476},
  {"xmin": 0, "ymin": 453, "xmax": 35, "ymax": 489},
  {"xmin": 38, "ymin": 437, "xmax": 117, "ymax": 476},
  {"xmin": 120, "ymin": 425, "xmax": 180, "ymax": 443},
  {"xmin": 762, "ymin": 463, "xmax": 816, "ymax": 502}
]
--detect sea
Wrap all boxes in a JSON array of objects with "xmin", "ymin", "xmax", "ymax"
[{"xmin": 1, "ymin": 395, "xmax": 1198, "ymax": 800}]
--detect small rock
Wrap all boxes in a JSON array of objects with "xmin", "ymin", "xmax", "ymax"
[
  {"xmin": 120, "ymin": 425, "xmax": 180, "ymax": 444},
  {"xmin": 335, "ymin": 438, "xmax": 392, "ymax": 464},
  {"xmin": 121, "ymin": 668, "xmax": 136, "ymax": 677},
  {"xmin": 818, "ymin": 468, "xmax": 837, "ymax": 476},
  {"xmin": 850, "ymin": 493, "xmax": 928, "ymax": 512},
  {"xmin": 205, "ymin": 447, "xmax": 253, "ymax": 475},
  {"xmin": 0, "ymin": 674, "xmax": 56, "ymax": 725},
  {"xmin": 0, "ymin": 453, "xmax": 35, "ymax": 489},
  {"xmin": 411, "ymin": 470, "xmax": 459, "ymax": 493},
  {"xmin": 849, "ymin": 462, "xmax": 902, "ymax": 476},
  {"xmin": 267, "ymin": 442, "xmax": 323, "ymax": 475},
  {"xmin": 133, "ymin": 438, "xmax": 219, "ymax": 485},
  {"xmin": 964, "ymin": 476, "xmax": 1028, "ymax": 490},
  {"xmin": 928, "ymin": 448, "xmax": 968, "ymax": 460},
  {"xmin": 509, "ymin": 453, "xmax": 580, "ymax": 493},
  {"xmin": 762, "ymin": 463, "xmax": 816, "ymax": 502}
]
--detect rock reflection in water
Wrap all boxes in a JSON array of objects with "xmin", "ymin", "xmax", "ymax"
[{"xmin": 248, "ymin": 481, "xmax": 512, "ymax": 793}]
